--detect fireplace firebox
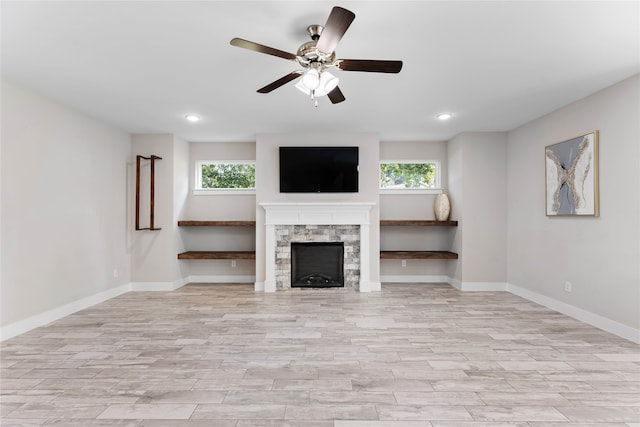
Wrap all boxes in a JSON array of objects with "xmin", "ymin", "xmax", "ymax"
[{"xmin": 291, "ymin": 242, "xmax": 344, "ymax": 288}]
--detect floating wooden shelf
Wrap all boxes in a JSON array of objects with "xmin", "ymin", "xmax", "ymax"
[
  {"xmin": 177, "ymin": 219, "xmax": 459, "ymax": 262},
  {"xmin": 380, "ymin": 220, "xmax": 458, "ymax": 227},
  {"xmin": 380, "ymin": 250, "xmax": 458, "ymax": 260},
  {"xmin": 178, "ymin": 251, "xmax": 256, "ymax": 260},
  {"xmin": 380, "ymin": 220, "xmax": 458, "ymax": 260},
  {"xmin": 178, "ymin": 220, "xmax": 256, "ymax": 227},
  {"xmin": 177, "ymin": 221, "xmax": 256, "ymax": 261}
]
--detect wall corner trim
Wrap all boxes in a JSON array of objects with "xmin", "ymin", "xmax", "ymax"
[{"xmin": 368, "ymin": 281, "xmax": 382, "ymax": 292}]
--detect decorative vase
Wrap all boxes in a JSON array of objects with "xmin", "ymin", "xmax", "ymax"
[{"xmin": 434, "ymin": 193, "xmax": 451, "ymax": 221}]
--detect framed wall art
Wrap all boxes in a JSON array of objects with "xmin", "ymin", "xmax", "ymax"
[{"xmin": 545, "ymin": 130, "xmax": 599, "ymax": 216}]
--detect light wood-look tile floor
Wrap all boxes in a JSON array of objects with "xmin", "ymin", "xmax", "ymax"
[{"xmin": 1, "ymin": 283, "xmax": 639, "ymax": 426}]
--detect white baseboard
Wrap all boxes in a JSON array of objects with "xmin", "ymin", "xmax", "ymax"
[
  {"xmin": 439, "ymin": 277, "xmax": 639, "ymax": 343},
  {"xmin": 0, "ymin": 283, "xmax": 131, "ymax": 342},
  {"xmin": 506, "ymin": 283, "xmax": 640, "ymax": 344},
  {"xmin": 448, "ymin": 278, "xmax": 508, "ymax": 291},
  {"xmin": 130, "ymin": 278, "xmax": 187, "ymax": 291},
  {"xmin": 4, "ymin": 276, "xmax": 638, "ymax": 345},
  {"xmin": 382, "ymin": 275, "xmax": 448, "ymax": 283},
  {"xmin": 186, "ymin": 275, "xmax": 256, "ymax": 284}
]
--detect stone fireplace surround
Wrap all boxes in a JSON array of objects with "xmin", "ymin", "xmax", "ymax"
[
  {"xmin": 278, "ymin": 226, "xmax": 358, "ymax": 290},
  {"xmin": 260, "ymin": 203, "xmax": 376, "ymax": 292}
]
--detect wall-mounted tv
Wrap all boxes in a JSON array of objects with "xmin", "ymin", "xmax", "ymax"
[{"xmin": 279, "ymin": 146, "xmax": 359, "ymax": 193}]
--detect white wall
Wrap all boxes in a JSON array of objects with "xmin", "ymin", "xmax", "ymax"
[
  {"xmin": 379, "ymin": 140, "xmax": 453, "ymax": 279},
  {"xmin": 1, "ymin": 79, "xmax": 131, "ymax": 328},
  {"xmin": 254, "ymin": 133, "xmax": 380, "ymax": 288},
  {"xmin": 4, "ymin": 73, "xmax": 636, "ymax": 340},
  {"xmin": 448, "ymin": 132, "xmax": 508, "ymax": 287},
  {"xmin": 447, "ymin": 136, "xmax": 464, "ymax": 283},
  {"xmin": 179, "ymin": 141, "xmax": 256, "ymax": 280},
  {"xmin": 173, "ymin": 135, "xmax": 190, "ymax": 281},
  {"xmin": 186, "ymin": 141, "xmax": 256, "ymax": 220},
  {"xmin": 130, "ymin": 134, "xmax": 188, "ymax": 286},
  {"xmin": 379, "ymin": 140, "xmax": 449, "ymax": 220},
  {"xmin": 507, "ymin": 74, "xmax": 640, "ymax": 330}
]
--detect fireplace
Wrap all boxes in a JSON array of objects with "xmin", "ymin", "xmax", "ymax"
[
  {"xmin": 260, "ymin": 202, "xmax": 377, "ymax": 292},
  {"xmin": 291, "ymin": 242, "xmax": 344, "ymax": 288},
  {"xmin": 275, "ymin": 224, "xmax": 359, "ymax": 289}
]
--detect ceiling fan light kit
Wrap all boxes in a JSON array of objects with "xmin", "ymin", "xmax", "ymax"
[
  {"xmin": 296, "ymin": 70, "xmax": 339, "ymax": 95},
  {"xmin": 230, "ymin": 6, "xmax": 403, "ymax": 106}
]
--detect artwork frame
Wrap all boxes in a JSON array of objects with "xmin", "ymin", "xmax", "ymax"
[{"xmin": 545, "ymin": 130, "xmax": 599, "ymax": 217}]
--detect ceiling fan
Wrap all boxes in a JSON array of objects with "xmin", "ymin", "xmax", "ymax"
[{"xmin": 230, "ymin": 6, "xmax": 403, "ymax": 106}]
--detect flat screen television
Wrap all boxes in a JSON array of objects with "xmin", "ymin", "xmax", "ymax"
[{"xmin": 279, "ymin": 146, "xmax": 359, "ymax": 193}]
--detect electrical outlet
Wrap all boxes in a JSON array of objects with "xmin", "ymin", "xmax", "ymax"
[
  {"xmin": 401, "ymin": 260, "xmax": 406, "ymax": 267},
  {"xmin": 231, "ymin": 260, "xmax": 237, "ymax": 268},
  {"xmin": 564, "ymin": 281, "xmax": 572, "ymax": 292},
  {"xmin": 113, "ymin": 269, "xmax": 119, "ymax": 278}
]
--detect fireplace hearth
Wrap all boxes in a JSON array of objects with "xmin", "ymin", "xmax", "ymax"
[{"xmin": 291, "ymin": 242, "xmax": 344, "ymax": 288}]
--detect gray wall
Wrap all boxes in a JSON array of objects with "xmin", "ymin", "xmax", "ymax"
[
  {"xmin": 507, "ymin": 74, "xmax": 640, "ymax": 330},
  {"xmin": 180, "ymin": 141, "xmax": 257, "ymax": 279},
  {"xmin": 3, "ymin": 72, "xmax": 637, "ymax": 339},
  {"xmin": 255, "ymin": 133, "xmax": 381, "ymax": 288},
  {"xmin": 447, "ymin": 132, "xmax": 508, "ymax": 287},
  {"xmin": 379, "ymin": 140, "xmax": 453, "ymax": 279},
  {"xmin": 130, "ymin": 134, "xmax": 189, "ymax": 285},
  {"xmin": 1, "ymin": 79, "xmax": 131, "ymax": 327},
  {"xmin": 187, "ymin": 141, "xmax": 256, "ymax": 220}
]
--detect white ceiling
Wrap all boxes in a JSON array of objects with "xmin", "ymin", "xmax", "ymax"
[{"xmin": 2, "ymin": 1, "xmax": 638, "ymax": 142}]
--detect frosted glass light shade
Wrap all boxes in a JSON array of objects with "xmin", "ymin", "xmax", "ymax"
[
  {"xmin": 295, "ymin": 71, "xmax": 339, "ymax": 97},
  {"xmin": 320, "ymin": 71, "xmax": 339, "ymax": 94},
  {"xmin": 301, "ymin": 69, "xmax": 320, "ymax": 90}
]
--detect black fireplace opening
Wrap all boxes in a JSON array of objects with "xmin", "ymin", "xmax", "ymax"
[{"xmin": 291, "ymin": 242, "xmax": 344, "ymax": 288}]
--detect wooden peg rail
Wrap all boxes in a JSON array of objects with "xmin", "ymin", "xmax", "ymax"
[{"xmin": 135, "ymin": 155, "xmax": 163, "ymax": 231}]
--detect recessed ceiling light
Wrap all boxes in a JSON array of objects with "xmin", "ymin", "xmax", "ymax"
[
  {"xmin": 436, "ymin": 112, "xmax": 453, "ymax": 121},
  {"xmin": 185, "ymin": 114, "xmax": 201, "ymax": 122}
]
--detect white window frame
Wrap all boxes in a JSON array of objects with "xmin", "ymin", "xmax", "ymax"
[
  {"xmin": 379, "ymin": 160, "xmax": 443, "ymax": 195},
  {"xmin": 194, "ymin": 160, "xmax": 256, "ymax": 195}
]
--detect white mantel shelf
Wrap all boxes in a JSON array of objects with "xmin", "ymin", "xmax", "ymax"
[
  {"xmin": 260, "ymin": 202, "xmax": 375, "ymax": 225},
  {"xmin": 260, "ymin": 202, "xmax": 377, "ymax": 293}
]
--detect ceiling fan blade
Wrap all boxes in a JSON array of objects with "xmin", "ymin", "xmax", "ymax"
[
  {"xmin": 230, "ymin": 38, "xmax": 297, "ymax": 61},
  {"xmin": 257, "ymin": 71, "xmax": 303, "ymax": 93},
  {"xmin": 316, "ymin": 6, "xmax": 355, "ymax": 55},
  {"xmin": 337, "ymin": 59, "xmax": 403, "ymax": 73},
  {"xmin": 327, "ymin": 86, "xmax": 346, "ymax": 104}
]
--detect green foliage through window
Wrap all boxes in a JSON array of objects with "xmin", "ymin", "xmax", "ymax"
[
  {"xmin": 380, "ymin": 162, "xmax": 437, "ymax": 189},
  {"xmin": 200, "ymin": 163, "xmax": 255, "ymax": 189}
]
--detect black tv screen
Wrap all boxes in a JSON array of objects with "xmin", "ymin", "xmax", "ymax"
[{"xmin": 279, "ymin": 146, "xmax": 359, "ymax": 193}]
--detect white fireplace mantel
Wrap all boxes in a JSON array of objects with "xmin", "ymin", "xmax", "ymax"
[{"xmin": 260, "ymin": 202, "xmax": 375, "ymax": 292}]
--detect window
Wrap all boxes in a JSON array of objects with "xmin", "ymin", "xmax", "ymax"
[
  {"xmin": 379, "ymin": 161, "xmax": 441, "ymax": 194},
  {"xmin": 195, "ymin": 161, "xmax": 255, "ymax": 194}
]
